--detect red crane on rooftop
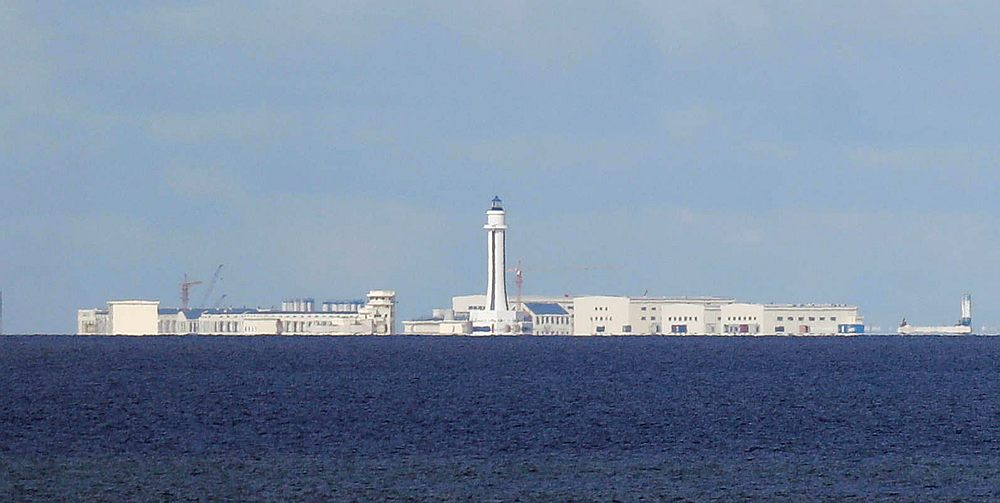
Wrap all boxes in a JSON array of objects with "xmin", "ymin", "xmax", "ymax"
[{"xmin": 506, "ymin": 261, "xmax": 619, "ymax": 311}]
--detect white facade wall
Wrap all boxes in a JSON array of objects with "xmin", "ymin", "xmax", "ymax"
[
  {"xmin": 526, "ymin": 311, "xmax": 572, "ymax": 335},
  {"xmin": 241, "ymin": 318, "xmax": 281, "ymax": 335},
  {"xmin": 762, "ymin": 305, "xmax": 861, "ymax": 335},
  {"xmin": 77, "ymin": 309, "xmax": 107, "ymax": 335},
  {"xmin": 108, "ymin": 301, "xmax": 159, "ymax": 336},
  {"xmin": 633, "ymin": 302, "xmax": 709, "ymax": 335},
  {"xmin": 704, "ymin": 306, "xmax": 723, "ymax": 335},
  {"xmin": 626, "ymin": 300, "xmax": 664, "ymax": 335},
  {"xmin": 402, "ymin": 320, "xmax": 472, "ymax": 335},
  {"xmin": 195, "ymin": 312, "xmax": 383, "ymax": 336},
  {"xmin": 720, "ymin": 303, "xmax": 765, "ymax": 335},
  {"xmin": 530, "ymin": 315, "xmax": 572, "ymax": 335},
  {"xmin": 718, "ymin": 304, "xmax": 861, "ymax": 335},
  {"xmin": 157, "ymin": 312, "xmax": 200, "ymax": 334},
  {"xmin": 452, "ymin": 294, "xmax": 487, "ymax": 314},
  {"xmin": 363, "ymin": 290, "xmax": 397, "ymax": 335},
  {"xmin": 573, "ymin": 296, "xmax": 631, "ymax": 335},
  {"xmin": 574, "ymin": 297, "xmax": 733, "ymax": 335}
]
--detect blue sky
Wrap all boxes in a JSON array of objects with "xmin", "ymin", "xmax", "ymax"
[{"xmin": 3, "ymin": 1, "xmax": 1000, "ymax": 333}]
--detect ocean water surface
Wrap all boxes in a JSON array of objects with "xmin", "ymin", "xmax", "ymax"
[{"xmin": 2, "ymin": 335, "xmax": 1000, "ymax": 501}]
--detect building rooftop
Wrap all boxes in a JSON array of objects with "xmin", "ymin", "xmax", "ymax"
[
  {"xmin": 762, "ymin": 303, "xmax": 857, "ymax": 309},
  {"xmin": 524, "ymin": 302, "xmax": 569, "ymax": 316},
  {"xmin": 158, "ymin": 307, "xmax": 261, "ymax": 319}
]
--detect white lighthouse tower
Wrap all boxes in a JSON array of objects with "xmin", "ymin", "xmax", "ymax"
[
  {"xmin": 485, "ymin": 196, "xmax": 509, "ymax": 312},
  {"xmin": 470, "ymin": 196, "xmax": 522, "ymax": 335}
]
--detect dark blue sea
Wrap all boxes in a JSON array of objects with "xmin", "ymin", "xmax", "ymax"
[{"xmin": 3, "ymin": 336, "xmax": 1000, "ymax": 501}]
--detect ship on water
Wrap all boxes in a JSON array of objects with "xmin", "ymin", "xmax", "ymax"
[{"xmin": 898, "ymin": 294, "xmax": 973, "ymax": 335}]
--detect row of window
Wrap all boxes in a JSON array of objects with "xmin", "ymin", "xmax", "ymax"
[
  {"xmin": 535, "ymin": 316, "xmax": 569, "ymax": 325},
  {"xmin": 534, "ymin": 329, "xmax": 573, "ymax": 335},
  {"xmin": 158, "ymin": 321, "xmax": 197, "ymax": 333},
  {"xmin": 591, "ymin": 323, "xmax": 845, "ymax": 335},
  {"xmin": 588, "ymin": 316, "xmax": 838, "ymax": 325}
]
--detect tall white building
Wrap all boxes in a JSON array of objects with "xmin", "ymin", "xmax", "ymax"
[{"xmin": 469, "ymin": 197, "xmax": 525, "ymax": 335}]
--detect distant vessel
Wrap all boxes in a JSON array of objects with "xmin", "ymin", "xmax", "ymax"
[{"xmin": 898, "ymin": 294, "xmax": 973, "ymax": 335}]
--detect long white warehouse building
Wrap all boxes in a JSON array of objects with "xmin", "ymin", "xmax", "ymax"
[
  {"xmin": 573, "ymin": 296, "xmax": 863, "ymax": 336},
  {"xmin": 78, "ymin": 291, "xmax": 396, "ymax": 336},
  {"xmin": 405, "ymin": 294, "xmax": 864, "ymax": 336}
]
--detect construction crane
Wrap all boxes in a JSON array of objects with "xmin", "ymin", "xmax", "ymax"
[
  {"xmin": 198, "ymin": 264, "xmax": 224, "ymax": 309},
  {"xmin": 180, "ymin": 273, "xmax": 203, "ymax": 311},
  {"xmin": 212, "ymin": 294, "xmax": 228, "ymax": 309},
  {"xmin": 507, "ymin": 261, "xmax": 619, "ymax": 311}
]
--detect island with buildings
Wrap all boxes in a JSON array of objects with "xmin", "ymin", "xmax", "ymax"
[
  {"xmin": 77, "ymin": 197, "xmax": 866, "ymax": 336},
  {"xmin": 401, "ymin": 196, "xmax": 865, "ymax": 336}
]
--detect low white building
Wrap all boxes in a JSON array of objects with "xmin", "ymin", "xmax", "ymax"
[
  {"xmin": 717, "ymin": 303, "xmax": 864, "ymax": 335},
  {"xmin": 573, "ymin": 296, "xmax": 733, "ymax": 336},
  {"xmin": 453, "ymin": 294, "xmax": 575, "ymax": 318},
  {"xmin": 761, "ymin": 304, "xmax": 863, "ymax": 335},
  {"xmin": 404, "ymin": 294, "xmax": 576, "ymax": 336},
  {"xmin": 78, "ymin": 290, "xmax": 396, "ymax": 336},
  {"xmin": 402, "ymin": 309, "xmax": 472, "ymax": 335},
  {"xmin": 573, "ymin": 296, "xmax": 863, "ymax": 336},
  {"xmin": 523, "ymin": 302, "xmax": 573, "ymax": 335}
]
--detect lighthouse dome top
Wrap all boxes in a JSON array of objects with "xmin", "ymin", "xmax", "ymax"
[{"xmin": 491, "ymin": 196, "xmax": 504, "ymax": 210}]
